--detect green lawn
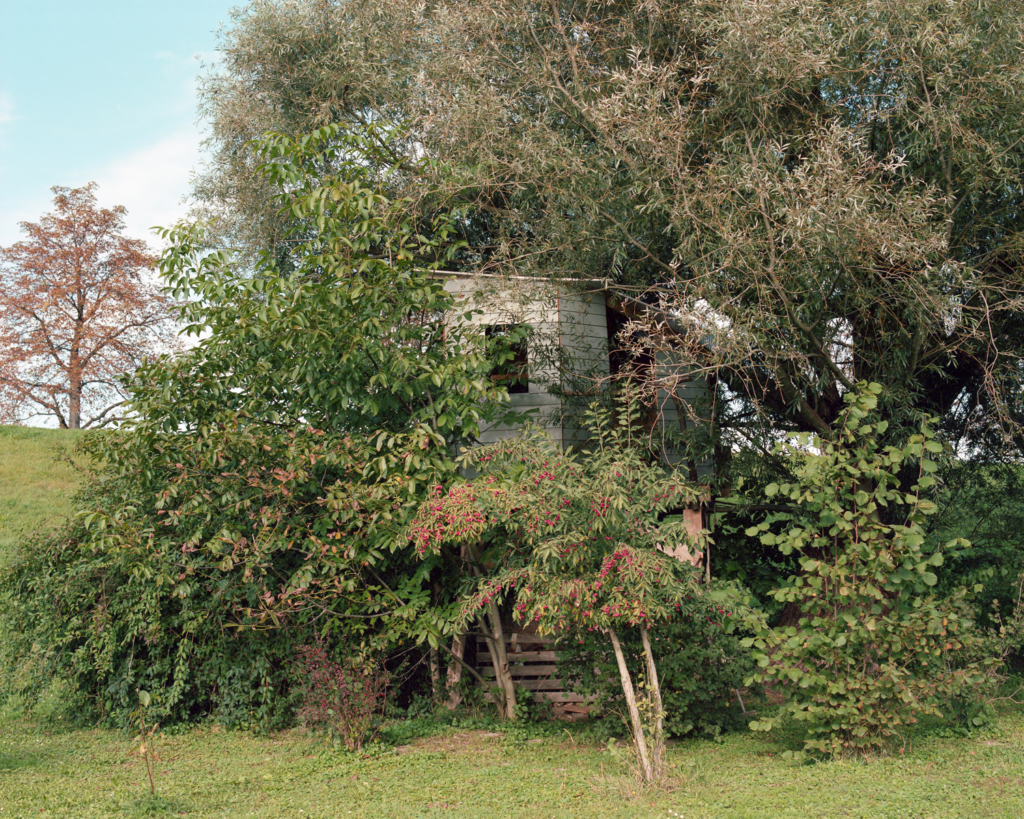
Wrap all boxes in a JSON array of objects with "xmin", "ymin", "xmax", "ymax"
[
  {"xmin": 2, "ymin": 711, "xmax": 1024, "ymax": 819},
  {"xmin": 0, "ymin": 425, "xmax": 84, "ymax": 566}
]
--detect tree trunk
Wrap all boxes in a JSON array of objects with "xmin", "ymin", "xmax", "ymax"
[
  {"xmin": 640, "ymin": 626, "xmax": 665, "ymax": 780},
  {"xmin": 467, "ymin": 543, "xmax": 517, "ymax": 719},
  {"xmin": 68, "ymin": 382, "xmax": 81, "ymax": 430},
  {"xmin": 445, "ymin": 633, "xmax": 466, "ymax": 710},
  {"xmin": 69, "ymin": 329, "xmax": 82, "ymax": 430},
  {"xmin": 480, "ymin": 600, "xmax": 517, "ymax": 720},
  {"xmin": 429, "ymin": 645, "xmax": 440, "ymax": 699},
  {"xmin": 607, "ymin": 627, "xmax": 654, "ymax": 782}
]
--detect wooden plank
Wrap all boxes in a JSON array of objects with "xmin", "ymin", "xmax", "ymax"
[
  {"xmin": 472, "ymin": 633, "xmax": 601, "ymax": 713},
  {"xmin": 475, "ymin": 635, "xmax": 556, "ymax": 649},
  {"xmin": 510, "ymin": 665, "xmax": 560, "ymax": 677},
  {"xmin": 480, "ymin": 688, "xmax": 595, "ymax": 704},
  {"xmin": 509, "ymin": 633, "xmax": 556, "ymax": 643},
  {"xmin": 508, "ymin": 678, "xmax": 569, "ymax": 691},
  {"xmin": 480, "ymin": 664, "xmax": 560, "ymax": 678},
  {"xmin": 505, "ymin": 650, "xmax": 558, "ymax": 662},
  {"xmin": 534, "ymin": 691, "xmax": 593, "ymax": 703}
]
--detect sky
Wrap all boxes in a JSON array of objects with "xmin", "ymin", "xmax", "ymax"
[{"xmin": 0, "ymin": 1, "xmax": 242, "ymax": 249}]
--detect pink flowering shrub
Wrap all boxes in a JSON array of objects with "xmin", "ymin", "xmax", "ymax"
[
  {"xmin": 406, "ymin": 403, "xmax": 746, "ymax": 780},
  {"xmin": 408, "ymin": 420, "xmax": 708, "ymax": 634},
  {"xmin": 294, "ymin": 641, "xmax": 390, "ymax": 752}
]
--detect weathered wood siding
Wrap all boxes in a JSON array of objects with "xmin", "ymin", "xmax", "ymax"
[
  {"xmin": 652, "ymin": 354, "xmax": 714, "ymax": 478},
  {"xmin": 443, "ymin": 277, "xmax": 608, "ymax": 448},
  {"xmin": 443, "ymin": 274, "xmax": 711, "ymax": 477},
  {"xmin": 555, "ymin": 291, "xmax": 611, "ymax": 448}
]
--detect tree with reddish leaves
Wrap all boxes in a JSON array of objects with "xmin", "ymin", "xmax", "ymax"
[{"xmin": 0, "ymin": 184, "xmax": 179, "ymax": 429}]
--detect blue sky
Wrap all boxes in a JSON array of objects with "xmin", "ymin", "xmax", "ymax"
[{"xmin": 0, "ymin": 1, "xmax": 241, "ymax": 248}]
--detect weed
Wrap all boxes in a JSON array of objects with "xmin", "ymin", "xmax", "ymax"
[
  {"xmin": 131, "ymin": 690, "xmax": 159, "ymax": 796},
  {"xmin": 294, "ymin": 641, "xmax": 391, "ymax": 752}
]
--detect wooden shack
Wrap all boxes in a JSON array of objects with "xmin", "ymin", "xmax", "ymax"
[{"xmin": 435, "ymin": 273, "xmax": 713, "ymax": 715}]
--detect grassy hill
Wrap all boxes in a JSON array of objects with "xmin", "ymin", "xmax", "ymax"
[{"xmin": 0, "ymin": 426, "xmax": 85, "ymax": 567}]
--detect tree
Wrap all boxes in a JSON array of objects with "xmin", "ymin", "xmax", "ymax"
[
  {"xmin": 743, "ymin": 385, "xmax": 991, "ymax": 757},
  {"xmin": 0, "ymin": 126, "xmax": 520, "ymax": 727},
  {"xmin": 193, "ymin": 0, "xmax": 1024, "ymax": 467},
  {"xmin": 0, "ymin": 184, "xmax": 179, "ymax": 429}
]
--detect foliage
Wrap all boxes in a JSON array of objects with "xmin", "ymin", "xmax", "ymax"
[
  {"xmin": 410, "ymin": 404, "xmax": 706, "ymax": 633},
  {"xmin": 937, "ymin": 572, "xmax": 1024, "ymax": 734},
  {"xmin": 557, "ymin": 592, "xmax": 757, "ymax": 741},
  {"xmin": 0, "ymin": 184, "xmax": 179, "ymax": 429},
  {"xmin": 294, "ymin": 641, "xmax": 390, "ymax": 752},
  {"xmin": 410, "ymin": 400, "xmax": 733, "ymax": 780},
  {"xmin": 0, "ymin": 124, "xmax": 517, "ymax": 728},
  {"xmin": 705, "ymin": 446, "xmax": 807, "ymax": 621},
  {"xmin": 195, "ymin": 0, "xmax": 1024, "ymax": 466},
  {"xmin": 0, "ymin": 480, "xmax": 300, "ymax": 729},
  {"xmin": 742, "ymin": 384, "xmax": 994, "ymax": 757},
  {"xmin": 930, "ymin": 461, "xmax": 1024, "ymax": 632}
]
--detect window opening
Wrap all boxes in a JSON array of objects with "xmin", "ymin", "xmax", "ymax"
[{"xmin": 486, "ymin": 324, "xmax": 529, "ymax": 394}]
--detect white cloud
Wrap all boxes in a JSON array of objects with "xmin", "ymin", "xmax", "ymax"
[
  {"xmin": 94, "ymin": 125, "xmax": 203, "ymax": 248},
  {"xmin": 1, "ymin": 125, "xmax": 204, "ymax": 250}
]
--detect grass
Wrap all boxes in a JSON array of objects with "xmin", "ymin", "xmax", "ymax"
[
  {"xmin": 0, "ymin": 425, "xmax": 84, "ymax": 566},
  {"xmin": 1, "ymin": 708, "xmax": 1024, "ymax": 819}
]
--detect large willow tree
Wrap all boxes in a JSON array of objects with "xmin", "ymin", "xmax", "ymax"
[{"xmin": 194, "ymin": 0, "xmax": 1024, "ymax": 460}]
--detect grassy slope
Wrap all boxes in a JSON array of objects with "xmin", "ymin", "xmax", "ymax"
[
  {"xmin": 1, "ymin": 711, "xmax": 1024, "ymax": 819},
  {"xmin": 0, "ymin": 425, "xmax": 84, "ymax": 567}
]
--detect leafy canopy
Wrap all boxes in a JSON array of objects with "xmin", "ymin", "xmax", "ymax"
[{"xmin": 193, "ymin": 0, "xmax": 1024, "ymax": 463}]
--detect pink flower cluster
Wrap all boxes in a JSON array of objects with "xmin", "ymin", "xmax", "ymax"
[{"xmin": 408, "ymin": 484, "xmax": 489, "ymax": 554}]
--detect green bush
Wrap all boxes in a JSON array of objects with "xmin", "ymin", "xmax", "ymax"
[
  {"xmin": 0, "ymin": 476, "xmax": 302, "ymax": 729},
  {"xmin": 557, "ymin": 588, "xmax": 756, "ymax": 739},
  {"xmin": 743, "ymin": 384, "xmax": 994, "ymax": 757},
  {"xmin": 0, "ymin": 124, "xmax": 518, "ymax": 730}
]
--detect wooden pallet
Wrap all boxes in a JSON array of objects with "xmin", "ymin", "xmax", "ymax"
[{"xmin": 476, "ymin": 632, "xmax": 593, "ymax": 719}]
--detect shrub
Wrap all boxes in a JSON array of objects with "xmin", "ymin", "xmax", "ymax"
[
  {"xmin": 294, "ymin": 642, "xmax": 390, "ymax": 752},
  {"xmin": 409, "ymin": 402, "xmax": 729, "ymax": 782},
  {"xmin": 743, "ymin": 384, "xmax": 994, "ymax": 757},
  {"xmin": 0, "ymin": 124, "xmax": 515, "ymax": 730},
  {"xmin": 0, "ymin": 489, "xmax": 301, "ymax": 730}
]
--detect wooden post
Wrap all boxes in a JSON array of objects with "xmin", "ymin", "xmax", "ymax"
[{"xmin": 607, "ymin": 627, "xmax": 653, "ymax": 782}]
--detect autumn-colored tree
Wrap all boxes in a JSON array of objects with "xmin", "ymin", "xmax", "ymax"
[{"xmin": 0, "ymin": 184, "xmax": 179, "ymax": 429}]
